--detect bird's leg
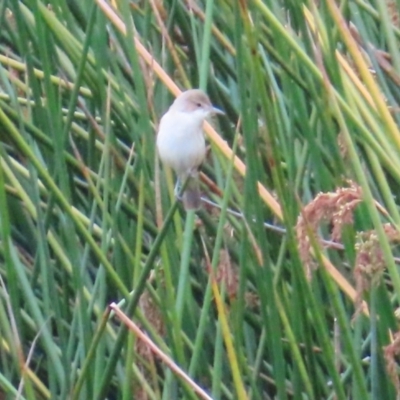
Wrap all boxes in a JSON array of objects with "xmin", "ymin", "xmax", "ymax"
[
  {"xmin": 174, "ymin": 178, "xmax": 181, "ymax": 197},
  {"xmin": 188, "ymin": 167, "xmax": 199, "ymax": 179}
]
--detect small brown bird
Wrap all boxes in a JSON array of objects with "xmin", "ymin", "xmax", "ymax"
[{"xmin": 157, "ymin": 89, "xmax": 223, "ymax": 210}]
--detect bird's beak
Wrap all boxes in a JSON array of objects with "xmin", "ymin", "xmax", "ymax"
[{"xmin": 211, "ymin": 106, "xmax": 224, "ymax": 115}]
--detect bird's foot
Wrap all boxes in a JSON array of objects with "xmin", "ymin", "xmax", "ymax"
[{"xmin": 174, "ymin": 179, "xmax": 181, "ymax": 197}]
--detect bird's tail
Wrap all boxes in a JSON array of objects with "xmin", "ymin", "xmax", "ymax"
[{"xmin": 182, "ymin": 175, "xmax": 201, "ymax": 210}]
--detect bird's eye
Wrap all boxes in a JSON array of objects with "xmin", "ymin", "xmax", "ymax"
[{"xmin": 196, "ymin": 103, "xmax": 202, "ymax": 107}]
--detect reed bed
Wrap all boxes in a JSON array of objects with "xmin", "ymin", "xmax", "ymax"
[{"xmin": 1, "ymin": 0, "xmax": 400, "ymax": 399}]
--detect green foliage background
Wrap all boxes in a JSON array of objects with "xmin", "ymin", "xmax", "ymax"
[{"xmin": 1, "ymin": 0, "xmax": 400, "ymax": 399}]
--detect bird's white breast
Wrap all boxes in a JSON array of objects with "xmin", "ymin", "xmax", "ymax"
[{"xmin": 157, "ymin": 110, "xmax": 206, "ymax": 177}]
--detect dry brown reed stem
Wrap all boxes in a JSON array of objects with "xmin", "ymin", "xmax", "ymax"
[
  {"xmin": 133, "ymin": 290, "xmax": 165, "ymax": 399},
  {"xmin": 326, "ymin": 0, "xmax": 400, "ymax": 147},
  {"xmin": 96, "ymin": 0, "xmax": 362, "ymax": 312},
  {"xmin": 304, "ymin": 8, "xmax": 393, "ymax": 113},
  {"xmin": 147, "ymin": 0, "xmax": 191, "ymax": 88},
  {"xmin": 183, "ymin": 0, "xmax": 236, "ymax": 55},
  {"xmin": 110, "ymin": 303, "xmax": 213, "ymax": 400},
  {"xmin": 348, "ymin": 22, "xmax": 400, "ymax": 87}
]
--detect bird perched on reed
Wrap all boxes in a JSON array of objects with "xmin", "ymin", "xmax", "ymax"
[{"xmin": 157, "ymin": 89, "xmax": 223, "ymax": 210}]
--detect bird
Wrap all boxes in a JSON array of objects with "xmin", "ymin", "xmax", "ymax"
[{"xmin": 156, "ymin": 89, "xmax": 223, "ymax": 210}]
